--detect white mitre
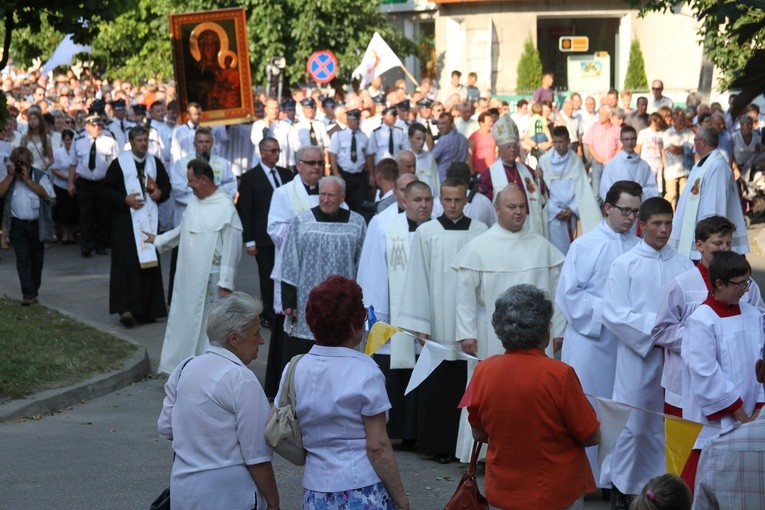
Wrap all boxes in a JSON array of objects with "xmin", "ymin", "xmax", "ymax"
[{"xmin": 491, "ymin": 113, "xmax": 520, "ymax": 145}]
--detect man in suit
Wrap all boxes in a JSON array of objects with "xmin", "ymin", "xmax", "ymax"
[{"xmin": 236, "ymin": 136, "xmax": 293, "ymax": 329}]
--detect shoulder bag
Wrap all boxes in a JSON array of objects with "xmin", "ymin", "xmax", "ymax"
[
  {"xmin": 444, "ymin": 440, "xmax": 488, "ymax": 510},
  {"xmin": 264, "ymin": 354, "xmax": 306, "ymax": 466}
]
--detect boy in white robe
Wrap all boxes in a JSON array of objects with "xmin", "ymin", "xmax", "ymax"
[
  {"xmin": 599, "ymin": 125, "xmax": 659, "ymax": 203},
  {"xmin": 555, "ymin": 180, "xmax": 643, "ymax": 486},
  {"xmin": 601, "ymin": 197, "xmax": 693, "ymax": 506},
  {"xmin": 653, "ymin": 215, "xmax": 765, "ymax": 417},
  {"xmin": 538, "ymin": 125, "xmax": 602, "ymax": 254},
  {"xmin": 681, "ymin": 251, "xmax": 765, "ymax": 491}
]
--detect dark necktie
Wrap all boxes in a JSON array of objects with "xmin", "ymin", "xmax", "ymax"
[
  {"xmin": 350, "ymin": 131, "xmax": 357, "ymax": 163},
  {"xmin": 270, "ymin": 169, "xmax": 281, "ymax": 189},
  {"xmin": 309, "ymin": 123, "xmax": 318, "ymax": 146},
  {"xmin": 120, "ymin": 119, "xmax": 125, "ymax": 132},
  {"xmin": 88, "ymin": 138, "xmax": 97, "ymax": 170},
  {"xmin": 388, "ymin": 128, "xmax": 394, "ymax": 155},
  {"xmin": 262, "ymin": 126, "xmax": 269, "ymax": 139}
]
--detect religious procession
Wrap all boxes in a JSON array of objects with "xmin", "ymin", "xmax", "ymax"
[{"xmin": 3, "ymin": 1, "xmax": 765, "ymax": 509}]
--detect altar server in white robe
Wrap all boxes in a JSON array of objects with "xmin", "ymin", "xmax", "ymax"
[
  {"xmin": 555, "ymin": 180, "xmax": 643, "ymax": 485},
  {"xmin": 653, "ymin": 215, "xmax": 765, "ymax": 420},
  {"xmin": 670, "ymin": 126, "xmax": 748, "ymax": 260},
  {"xmin": 357, "ymin": 180, "xmax": 434, "ymax": 447},
  {"xmin": 264, "ymin": 146, "xmax": 324, "ymax": 394},
  {"xmin": 539, "ymin": 125, "xmax": 602, "ymax": 254},
  {"xmin": 147, "ymin": 159, "xmax": 242, "ymax": 374},
  {"xmin": 452, "ymin": 184, "xmax": 565, "ymax": 462},
  {"xmin": 680, "ymin": 251, "xmax": 765, "ymax": 490},
  {"xmin": 598, "ymin": 125, "xmax": 659, "ymax": 203},
  {"xmin": 479, "ymin": 113, "xmax": 547, "ymax": 236},
  {"xmin": 397, "ymin": 177, "xmax": 487, "ymax": 462},
  {"xmin": 601, "ymin": 197, "xmax": 693, "ymax": 505}
]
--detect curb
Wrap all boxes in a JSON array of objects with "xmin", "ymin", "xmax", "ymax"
[{"xmin": 0, "ymin": 304, "xmax": 153, "ymax": 423}]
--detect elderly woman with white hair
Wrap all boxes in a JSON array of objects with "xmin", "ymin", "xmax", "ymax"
[
  {"xmin": 158, "ymin": 292, "xmax": 279, "ymax": 510},
  {"xmin": 467, "ymin": 284, "xmax": 601, "ymax": 510}
]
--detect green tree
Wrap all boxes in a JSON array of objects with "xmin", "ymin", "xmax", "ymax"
[
  {"xmin": 516, "ymin": 35, "xmax": 542, "ymax": 94},
  {"xmin": 623, "ymin": 38, "xmax": 648, "ymax": 91},
  {"xmin": 634, "ymin": 0, "xmax": 765, "ymax": 88}
]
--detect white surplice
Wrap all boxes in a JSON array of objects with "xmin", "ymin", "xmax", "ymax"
[
  {"xmin": 397, "ymin": 217, "xmax": 488, "ymax": 354},
  {"xmin": 464, "ymin": 192, "xmax": 496, "ymax": 227},
  {"xmin": 154, "ymin": 189, "xmax": 243, "ymax": 374},
  {"xmin": 682, "ymin": 303, "xmax": 765, "ymax": 449},
  {"xmin": 652, "ymin": 266, "xmax": 765, "ymax": 409},
  {"xmin": 598, "ymin": 150, "xmax": 660, "ymax": 203},
  {"xmin": 266, "ymin": 178, "xmax": 320, "ymax": 313},
  {"xmin": 538, "ymin": 148, "xmax": 602, "ymax": 254},
  {"xmin": 600, "ymin": 241, "xmax": 693, "ymax": 495},
  {"xmin": 451, "ymin": 223, "xmax": 565, "ymax": 462},
  {"xmin": 555, "ymin": 220, "xmax": 639, "ymax": 485},
  {"xmin": 670, "ymin": 149, "xmax": 749, "ymax": 259}
]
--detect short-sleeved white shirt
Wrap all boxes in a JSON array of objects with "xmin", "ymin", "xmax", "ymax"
[
  {"xmin": 158, "ymin": 346, "xmax": 272, "ymax": 510},
  {"xmin": 276, "ymin": 345, "xmax": 391, "ymax": 492},
  {"xmin": 328, "ymin": 128, "xmax": 369, "ymax": 174}
]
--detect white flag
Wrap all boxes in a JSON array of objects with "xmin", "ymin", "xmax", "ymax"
[
  {"xmin": 352, "ymin": 32, "xmax": 403, "ymax": 89},
  {"xmin": 404, "ymin": 341, "xmax": 478, "ymax": 395}
]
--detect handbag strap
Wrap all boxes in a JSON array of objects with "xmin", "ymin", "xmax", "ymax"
[
  {"xmin": 278, "ymin": 354, "xmax": 305, "ymax": 409},
  {"xmin": 467, "ymin": 440, "xmax": 483, "ymax": 476}
]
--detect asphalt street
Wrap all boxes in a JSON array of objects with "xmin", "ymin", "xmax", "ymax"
[{"xmin": 6, "ymin": 223, "xmax": 765, "ymax": 509}]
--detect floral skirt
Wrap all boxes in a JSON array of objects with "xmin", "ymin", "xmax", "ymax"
[{"xmin": 303, "ymin": 481, "xmax": 396, "ymax": 509}]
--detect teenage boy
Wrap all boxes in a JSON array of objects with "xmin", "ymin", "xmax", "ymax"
[
  {"xmin": 681, "ymin": 251, "xmax": 765, "ymax": 492},
  {"xmin": 653, "ymin": 216, "xmax": 765, "ymax": 417},
  {"xmin": 601, "ymin": 197, "xmax": 693, "ymax": 509}
]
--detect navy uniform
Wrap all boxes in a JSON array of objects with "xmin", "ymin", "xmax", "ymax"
[
  {"xmin": 368, "ymin": 107, "xmax": 408, "ymax": 163},
  {"xmin": 69, "ymin": 113, "xmax": 118, "ymax": 256},
  {"xmin": 328, "ymin": 109, "xmax": 372, "ymax": 212}
]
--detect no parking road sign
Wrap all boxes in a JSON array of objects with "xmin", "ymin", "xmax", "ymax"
[{"xmin": 307, "ymin": 50, "xmax": 338, "ymax": 84}]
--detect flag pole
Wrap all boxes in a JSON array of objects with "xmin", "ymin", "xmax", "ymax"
[{"xmin": 399, "ymin": 64, "xmax": 420, "ymax": 88}]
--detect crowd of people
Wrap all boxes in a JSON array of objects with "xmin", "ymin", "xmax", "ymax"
[{"xmin": 2, "ymin": 63, "xmax": 765, "ymax": 509}]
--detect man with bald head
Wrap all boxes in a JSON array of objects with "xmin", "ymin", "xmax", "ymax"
[
  {"xmin": 451, "ymin": 184, "xmax": 565, "ymax": 461},
  {"xmin": 280, "ymin": 175, "xmax": 366, "ymax": 356},
  {"xmin": 396, "ymin": 149, "xmax": 416, "ymax": 175},
  {"xmin": 358, "ymin": 179, "xmax": 434, "ymax": 448}
]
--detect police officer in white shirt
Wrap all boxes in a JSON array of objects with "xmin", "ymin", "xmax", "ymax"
[
  {"xmin": 107, "ymin": 99, "xmax": 135, "ymax": 152},
  {"xmin": 69, "ymin": 112, "xmax": 118, "ymax": 257},
  {"xmin": 289, "ymin": 97, "xmax": 330, "ymax": 158},
  {"xmin": 328, "ymin": 109, "xmax": 373, "ymax": 212},
  {"xmin": 368, "ymin": 106, "xmax": 408, "ymax": 165}
]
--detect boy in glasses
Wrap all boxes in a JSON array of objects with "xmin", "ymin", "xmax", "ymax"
[{"xmin": 680, "ymin": 250, "xmax": 765, "ymax": 492}]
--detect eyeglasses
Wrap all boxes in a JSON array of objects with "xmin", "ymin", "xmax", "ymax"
[
  {"xmin": 726, "ymin": 278, "xmax": 753, "ymax": 290},
  {"xmin": 300, "ymin": 160, "xmax": 323, "ymax": 166},
  {"xmin": 611, "ymin": 204, "xmax": 640, "ymax": 217}
]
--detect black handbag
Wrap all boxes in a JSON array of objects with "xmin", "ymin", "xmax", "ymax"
[{"xmin": 149, "ymin": 486, "xmax": 170, "ymax": 510}]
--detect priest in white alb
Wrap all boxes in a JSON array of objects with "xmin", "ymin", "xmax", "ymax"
[
  {"xmin": 357, "ymin": 180, "xmax": 434, "ymax": 449},
  {"xmin": 555, "ymin": 180, "xmax": 642, "ymax": 485},
  {"xmin": 145, "ymin": 159, "xmax": 242, "ymax": 375},
  {"xmin": 452, "ymin": 184, "xmax": 565, "ymax": 462},
  {"xmin": 600, "ymin": 197, "xmax": 693, "ymax": 505},
  {"xmin": 538, "ymin": 125, "xmax": 602, "ymax": 254},
  {"xmin": 397, "ymin": 177, "xmax": 487, "ymax": 462},
  {"xmin": 478, "ymin": 113, "xmax": 547, "ymax": 237},
  {"xmin": 670, "ymin": 125, "xmax": 749, "ymax": 260}
]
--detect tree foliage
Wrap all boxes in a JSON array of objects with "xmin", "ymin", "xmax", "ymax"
[
  {"xmin": 2, "ymin": 0, "xmax": 415, "ymax": 90},
  {"xmin": 623, "ymin": 38, "xmax": 648, "ymax": 91},
  {"xmin": 634, "ymin": 0, "xmax": 765, "ymax": 89},
  {"xmin": 516, "ymin": 35, "xmax": 542, "ymax": 94}
]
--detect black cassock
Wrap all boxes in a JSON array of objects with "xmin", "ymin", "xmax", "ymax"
[{"xmin": 102, "ymin": 156, "xmax": 171, "ymax": 321}]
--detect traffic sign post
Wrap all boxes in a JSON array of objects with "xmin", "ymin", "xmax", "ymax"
[{"xmin": 307, "ymin": 50, "xmax": 338, "ymax": 84}]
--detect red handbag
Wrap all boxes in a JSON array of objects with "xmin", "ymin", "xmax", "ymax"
[{"xmin": 444, "ymin": 440, "xmax": 489, "ymax": 510}]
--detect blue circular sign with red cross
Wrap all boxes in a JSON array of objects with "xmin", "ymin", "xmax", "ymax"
[{"xmin": 306, "ymin": 50, "xmax": 338, "ymax": 84}]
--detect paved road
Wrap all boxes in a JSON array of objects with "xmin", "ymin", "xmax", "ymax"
[{"xmin": 7, "ymin": 224, "xmax": 765, "ymax": 509}]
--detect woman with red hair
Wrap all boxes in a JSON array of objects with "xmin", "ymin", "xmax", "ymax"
[{"xmin": 275, "ymin": 275, "xmax": 409, "ymax": 509}]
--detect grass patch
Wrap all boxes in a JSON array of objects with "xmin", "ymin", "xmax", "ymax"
[{"xmin": 0, "ymin": 298, "xmax": 137, "ymax": 401}]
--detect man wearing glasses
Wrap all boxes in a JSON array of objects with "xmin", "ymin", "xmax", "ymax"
[
  {"xmin": 599, "ymin": 125, "xmax": 659, "ymax": 204},
  {"xmin": 648, "ymin": 80, "xmax": 673, "ymax": 114},
  {"xmin": 556, "ymin": 180, "xmax": 643, "ymax": 490}
]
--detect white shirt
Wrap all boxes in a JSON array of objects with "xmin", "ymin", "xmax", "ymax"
[
  {"xmin": 9, "ymin": 172, "xmax": 54, "ymax": 220},
  {"xmin": 69, "ymin": 134, "xmax": 118, "ymax": 181},
  {"xmin": 289, "ymin": 119, "xmax": 329, "ymax": 153},
  {"xmin": 276, "ymin": 345, "xmax": 391, "ymax": 493},
  {"xmin": 158, "ymin": 347, "xmax": 272, "ymax": 510},
  {"xmin": 328, "ymin": 128, "xmax": 370, "ymax": 174}
]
